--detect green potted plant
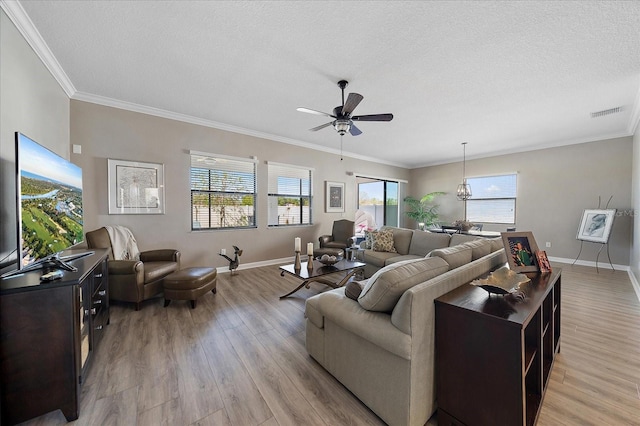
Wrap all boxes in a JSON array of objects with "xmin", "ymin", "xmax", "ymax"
[{"xmin": 403, "ymin": 192, "xmax": 445, "ymax": 229}]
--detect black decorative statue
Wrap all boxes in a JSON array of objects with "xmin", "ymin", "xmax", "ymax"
[{"xmin": 219, "ymin": 246, "xmax": 242, "ymax": 274}]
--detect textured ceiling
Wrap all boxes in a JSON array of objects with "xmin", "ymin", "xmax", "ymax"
[{"xmin": 8, "ymin": 0, "xmax": 640, "ymax": 168}]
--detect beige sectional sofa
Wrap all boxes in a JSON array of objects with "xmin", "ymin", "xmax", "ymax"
[
  {"xmin": 360, "ymin": 226, "xmax": 483, "ymax": 278},
  {"xmin": 305, "ymin": 235, "xmax": 507, "ymax": 426}
]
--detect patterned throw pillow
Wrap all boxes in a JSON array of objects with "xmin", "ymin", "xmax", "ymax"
[
  {"xmin": 371, "ymin": 229, "xmax": 397, "ymax": 253},
  {"xmin": 364, "ymin": 230, "xmax": 374, "ymax": 249}
]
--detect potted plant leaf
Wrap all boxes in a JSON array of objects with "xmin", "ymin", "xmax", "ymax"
[{"xmin": 403, "ymin": 192, "xmax": 446, "ymax": 229}]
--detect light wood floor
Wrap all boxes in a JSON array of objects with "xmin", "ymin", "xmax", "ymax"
[{"xmin": 18, "ymin": 263, "xmax": 640, "ymax": 426}]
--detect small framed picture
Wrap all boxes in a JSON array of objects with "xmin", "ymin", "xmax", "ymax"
[
  {"xmin": 536, "ymin": 250, "xmax": 552, "ymax": 273},
  {"xmin": 501, "ymin": 231, "xmax": 540, "ymax": 273},
  {"xmin": 108, "ymin": 159, "xmax": 165, "ymax": 214},
  {"xmin": 325, "ymin": 181, "xmax": 345, "ymax": 213},
  {"xmin": 576, "ymin": 209, "xmax": 616, "ymax": 244}
]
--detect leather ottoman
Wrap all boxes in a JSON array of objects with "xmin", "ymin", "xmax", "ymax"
[{"xmin": 163, "ymin": 267, "xmax": 217, "ymax": 309}]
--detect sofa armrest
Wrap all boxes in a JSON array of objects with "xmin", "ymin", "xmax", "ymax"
[
  {"xmin": 108, "ymin": 259, "xmax": 143, "ymax": 275},
  {"xmin": 318, "ymin": 235, "xmax": 333, "ymax": 247},
  {"xmin": 312, "ymin": 289, "xmax": 412, "ymax": 360},
  {"xmin": 140, "ymin": 249, "xmax": 181, "ymax": 265}
]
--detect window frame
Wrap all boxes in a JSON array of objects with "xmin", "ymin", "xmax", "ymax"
[
  {"xmin": 190, "ymin": 151, "xmax": 258, "ymax": 231},
  {"xmin": 465, "ymin": 173, "xmax": 517, "ymax": 225},
  {"xmin": 267, "ymin": 161, "xmax": 313, "ymax": 227}
]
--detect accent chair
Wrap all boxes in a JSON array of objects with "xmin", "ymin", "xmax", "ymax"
[{"xmin": 85, "ymin": 227, "xmax": 180, "ymax": 310}]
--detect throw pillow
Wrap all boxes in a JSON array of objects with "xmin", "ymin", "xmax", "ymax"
[
  {"xmin": 358, "ymin": 257, "xmax": 449, "ymax": 312},
  {"xmin": 371, "ymin": 229, "xmax": 397, "ymax": 253},
  {"xmin": 364, "ymin": 230, "xmax": 374, "ymax": 249},
  {"xmin": 345, "ymin": 280, "xmax": 365, "ymax": 301}
]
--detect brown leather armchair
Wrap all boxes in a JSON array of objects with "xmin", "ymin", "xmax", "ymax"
[
  {"xmin": 319, "ymin": 219, "xmax": 355, "ymax": 250},
  {"xmin": 85, "ymin": 227, "xmax": 180, "ymax": 310}
]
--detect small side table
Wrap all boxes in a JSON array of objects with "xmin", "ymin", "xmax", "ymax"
[{"xmin": 345, "ymin": 246, "xmax": 364, "ymax": 262}]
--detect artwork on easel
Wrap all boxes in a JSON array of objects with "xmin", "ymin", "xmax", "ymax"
[
  {"xmin": 576, "ymin": 209, "xmax": 616, "ymax": 244},
  {"xmin": 572, "ymin": 196, "xmax": 616, "ymax": 272}
]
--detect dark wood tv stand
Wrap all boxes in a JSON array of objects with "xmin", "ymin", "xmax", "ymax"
[
  {"xmin": 0, "ymin": 249, "xmax": 110, "ymax": 425},
  {"xmin": 435, "ymin": 269, "xmax": 561, "ymax": 426}
]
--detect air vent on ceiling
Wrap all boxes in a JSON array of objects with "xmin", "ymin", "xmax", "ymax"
[{"xmin": 591, "ymin": 107, "xmax": 622, "ymax": 118}]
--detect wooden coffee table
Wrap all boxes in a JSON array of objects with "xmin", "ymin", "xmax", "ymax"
[{"xmin": 279, "ymin": 258, "xmax": 365, "ymax": 299}]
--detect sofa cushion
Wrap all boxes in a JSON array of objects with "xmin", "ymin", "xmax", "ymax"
[
  {"xmin": 358, "ymin": 257, "xmax": 449, "ymax": 312},
  {"xmin": 345, "ymin": 280, "xmax": 365, "ymax": 301},
  {"xmin": 371, "ymin": 229, "xmax": 397, "ymax": 253},
  {"xmin": 462, "ymin": 239, "xmax": 492, "ymax": 260},
  {"xmin": 429, "ymin": 244, "xmax": 473, "ymax": 269},
  {"xmin": 385, "ymin": 254, "xmax": 423, "ymax": 266},
  {"xmin": 408, "ymin": 231, "xmax": 451, "ymax": 256},
  {"xmin": 489, "ymin": 237, "xmax": 504, "ymax": 252},
  {"xmin": 363, "ymin": 250, "xmax": 399, "ymax": 268},
  {"xmin": 449, "ymin": 233, "xmax": 480, "ymax": 246}
]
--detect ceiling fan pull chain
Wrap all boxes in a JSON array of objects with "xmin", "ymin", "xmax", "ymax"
[{"xmin": 340, "ymin": 135, "xmax": 344, "ymax": 161}]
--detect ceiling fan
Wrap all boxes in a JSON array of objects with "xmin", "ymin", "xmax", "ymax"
[{"xmin": 297, "ymin": 80, "xmax": 393, "ymax": 136}]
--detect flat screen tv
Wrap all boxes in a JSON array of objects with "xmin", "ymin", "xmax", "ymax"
[{"xmin": 14, "ymin": 132, "xmax": 85, "ymax": 272}]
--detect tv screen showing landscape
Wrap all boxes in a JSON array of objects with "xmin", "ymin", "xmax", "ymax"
[{"xmin": 16, "ymin": 132, "xmax": 84, "ymax": 268}]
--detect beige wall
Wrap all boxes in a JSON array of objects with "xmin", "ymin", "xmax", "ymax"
[
  {"xmin": 0, "ymin": 10, "xmax": 70, "ymax": 271},
  {"xmin": 71, "ymin": 100, "xmax": 409, "ymax": 269},
  {"xmin": 631, "ymin": 124, "xmax": 640, "ymax": 278},
  {"xmin": 408, "ymin": 137, "xmax": 633, "ymax": 266}
]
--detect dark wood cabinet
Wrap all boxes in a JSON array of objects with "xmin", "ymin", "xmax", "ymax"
[
  {"xmin": 0, "ymin": 249, "xmax": 109, "ymax": 425},
  {"xmin": 435, "ymin": 269, "xmax": 561, "ymax": 426}
]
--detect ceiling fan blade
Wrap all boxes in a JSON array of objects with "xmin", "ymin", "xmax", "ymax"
[
  {"xmin": 309, "ymin": 122, "xmax": 333, "ymax": 132},
  {"xmin": 342, "ymin": 93, "xmax": 364, "ymax": 115},
  {"xmin": 297, "ymin": 107, "xmax": 335, "ymax": 118},
  {"xmin": 349, "ymin": 123, "xmax": 362, "ymax": 136},
  {"xmin": 352, "ymin": 113, "xmax": 394, "ymax": 122}
]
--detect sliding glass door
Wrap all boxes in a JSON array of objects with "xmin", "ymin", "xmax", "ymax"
[{"xmin": 357, "ymin": 178, "xmax": 399, "ymax": 228}]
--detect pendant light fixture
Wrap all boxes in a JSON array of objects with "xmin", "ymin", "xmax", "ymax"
[{"xmin": 456, "ymin": 142, "xmax": 472, "ymax": 201}]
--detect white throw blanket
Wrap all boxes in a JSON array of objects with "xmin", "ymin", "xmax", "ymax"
[{"xmin": 105, "ymin": 226, "xmax": 140, "ymax": 260}]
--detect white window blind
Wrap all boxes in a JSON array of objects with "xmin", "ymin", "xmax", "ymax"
[
  {"xmin": 267, "ymin": 162, "xmax": 312, "ymax": 226},
  {"xmin": 190, "ymin": 152, "xmax": 257, "ymax": 230},
  {"xmin": 466, "ymin": 174, "xmax": 517, "ymax": 224}
]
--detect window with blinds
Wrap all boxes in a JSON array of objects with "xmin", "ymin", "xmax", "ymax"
[
  {"xmin": 190, "ymin": 152, "xmax": 257, "ymax": 230},
  {"xmin": 267, "ymin": 162, "xmax": 312, "ymax": 226},
  {"xmin": 466, "ymin": 174, "xmax": 517, "ymax": 224}
]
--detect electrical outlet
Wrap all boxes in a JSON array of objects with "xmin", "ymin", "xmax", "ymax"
[
  {"xmin": 545, "ymin": 242, "xmax": 551, "ymax": 248},
  {"xmin": 220, "ymin": 248, "xmax": 226, "ymax": 255}
]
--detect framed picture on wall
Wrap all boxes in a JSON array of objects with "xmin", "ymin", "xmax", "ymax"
[
  {"xmin": 108, "ymin": 159, "xmax": 165, "ymax": 214},
  {"xmin": 325, "ymin": 181, "xmax": 345, "ymax": 213},
  {"xmin": 501, "ymin": 231, "xmax": 540, "ymax": 273},
  {"xmin": 576, "ymin": 209, "xmax": 616, "ymax": 244}
]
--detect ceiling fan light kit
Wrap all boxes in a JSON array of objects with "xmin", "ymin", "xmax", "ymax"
[{"xmin": 297, "ymin": 80, "xmax": 393, "ymax": 137}]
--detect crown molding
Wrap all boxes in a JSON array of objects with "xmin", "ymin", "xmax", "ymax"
[
  {"xmin": 0, "ymin": 0, "xmax": 76, "ymax": 97},
  {"xmin": 627, "ymin": 75, "xmax": 640, "ymax": 135},
  {"xmin": 409, "ymin": 130, "xmax": 634, "ymax": 169},
  {"xmin": 71, "ymin": 91, "xmax": 407, "ymax": 168}
]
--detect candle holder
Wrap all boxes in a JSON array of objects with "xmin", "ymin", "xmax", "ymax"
[
  {"xmin": 307, "ymin": 254, "xmax": 314, "ymax": 271},
  {"xmin": 294, "ymin": 250, "xmax": 301, "ymax": 271}
]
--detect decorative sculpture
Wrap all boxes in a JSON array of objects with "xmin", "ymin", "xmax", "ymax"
[{"xmin": 219, "ymin": 246, "xmax": 243, "ymax": 274}]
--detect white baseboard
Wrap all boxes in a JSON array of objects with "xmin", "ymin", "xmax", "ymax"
[
  {"xmin": 548, "ymin": 256, "xmax": 629, "ymax": 271},
  {"xmin": 216, "ymin": 256, "xmax": 292, "ymax": 275},
  {"xmin": 628, "ymin": 269, "xmax": 640, "ymax": 303}
]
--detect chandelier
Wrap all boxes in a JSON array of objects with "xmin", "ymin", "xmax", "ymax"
[{"xmin": 456, "ymin": 142, "xmax": 472, "ymax": 201}]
